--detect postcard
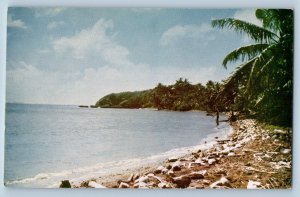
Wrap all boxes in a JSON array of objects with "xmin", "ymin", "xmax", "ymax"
[{"xmin": 5, "ymin": 8, "xmax": 292, "ymax": 188}]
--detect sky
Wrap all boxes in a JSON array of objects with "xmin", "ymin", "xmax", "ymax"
[{"xmin": 6, "ymin": 8, "xmax": 262, "ymax": 105}]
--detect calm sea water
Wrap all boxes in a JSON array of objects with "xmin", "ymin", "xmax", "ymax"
[{"xmin": 5, "ymin": 103, "xmax": 232, "ymax": 188}]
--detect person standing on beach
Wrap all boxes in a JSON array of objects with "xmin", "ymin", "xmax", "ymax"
[{"xmin": 215, "ymin": 106, "xmax": 219, "ymax": 126}]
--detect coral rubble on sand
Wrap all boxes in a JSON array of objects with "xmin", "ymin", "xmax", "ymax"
[{"xmin": 65, "ymin": 119, "xmax": 291, "ymax": 189}]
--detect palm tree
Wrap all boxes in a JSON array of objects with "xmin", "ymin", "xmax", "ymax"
[{"xmin": 212, "ymin": 9, "xmax": 293, "ymax": 126}]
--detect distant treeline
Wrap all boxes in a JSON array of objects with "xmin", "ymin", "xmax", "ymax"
[{"xmin": 95, "ymin": 78, "xmax": 226, "ymax": 112}]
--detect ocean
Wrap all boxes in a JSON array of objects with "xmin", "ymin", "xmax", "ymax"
[{"xmin": 4, "ymin": 103, "xmax": 232, "ymax": 188}]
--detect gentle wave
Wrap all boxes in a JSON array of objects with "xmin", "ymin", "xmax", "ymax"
[{"xmin": 5, "ymin": 122, "xmax": 232, "ymax": 188}]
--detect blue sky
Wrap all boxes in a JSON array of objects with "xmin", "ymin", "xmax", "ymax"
[{"xmin": 6, "ymin": 8, "xmax": 261, "ymax": 105}]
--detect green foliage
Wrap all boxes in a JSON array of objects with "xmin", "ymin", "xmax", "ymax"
[
  {"xmin": 211, "ymin": 18, "xmax": 277, "ymax": 43},
  {"xmin": 258, "ymin": 122, "xmax": 291, "ymax": 133},
  {"xmin": 212, "ymin": 9, "xmax": 293, "ymax": 127},
  {"xmin": 95, "ymin": 78, "xmax": 224, "ymax": 112},
  {"xmin": 95, "ymin": 90, "xmax": 154, "ymax": 109}
]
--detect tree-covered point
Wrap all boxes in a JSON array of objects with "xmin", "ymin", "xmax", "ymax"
[
  {"xmin": 95, "ymin": 78, "xmax": 225, "ymax": 112},
  {"xmin": 95, "ymin": 90, "xmax": 154, "ymax": 109}
]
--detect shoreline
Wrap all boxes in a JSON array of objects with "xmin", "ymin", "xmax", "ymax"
[
  {"xmin": 5, "ymin": 120, "xmax": 231, "ymax": 188},
  {"xmin": 64, "ymin": 118, "xmax": 291, "ymax": 189},
  {"xmin": 59, "ymin": 121, "xmax": 232, "ymax": 188}
]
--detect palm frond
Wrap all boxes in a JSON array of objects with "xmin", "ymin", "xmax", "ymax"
[
  {"xmin": 257, "ymin": 56, "xmax": 275, "ymax": 75},
  {"xmin": 223, "ymin": 58, "xmax": 257, "ymax": 87},
  {"xmin": 215, "ymin": 58, "xmax": 256, "ymax": 103},
  {"xmin": 255, "ymin": 9, "xmax": 280, "ymax": 31},
  {"xmin": 222, "ymin": 43, "xmax": 269, "ymax": 68},
  {"xmin": 211, "ymin": 18, "xmax": 278, "ymax": 43},
  {"xmin": 256, "ymin": 9, "xmax": 293, "ymax": 35},
  {"xmin": 245, "ymin": 44, "xmax": 277, "ymax": 94}
]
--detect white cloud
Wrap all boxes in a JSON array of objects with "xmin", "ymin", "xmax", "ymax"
[
  {"xmin": 36, "ymin": 48, "xmax": 51, "ymax": 54},
  {"xmin": 52, "ymin": 19, "xmax": 133, "ymax": 66},
  {"xmin": 7, "ymin": 19, "xmax": 158, "ymax": 105},
  {"xmin": 35, "ymin": 8, "xmax": 65, "ymax": 17},
  {"xmin": 6, "ymin": 61, "xmax": 148, "ymax": 105},
  {"xmin": 160, "ymin": 23, "xmax": 213, "ymax": 46},
  {"xmin": 47, "ymin": 21, "xmax": 65, "ymax": 30},
  {"xmin": 7, "ymin": 62, "xmax": 81, "ymax": 104},
  {"xmin": 7, "ymin": 14, "xmax": 27, "ymax": 29},
  {"xmin": 7, "ymin": 20, "xmax": 225, "ymax": 105},
  {"xmin": 7, "ymin": 61, "xmax": 221, "ymax": 105},
  {"xmin": 233, "ymin": 9, "xmax": 262, "ymax": 27}
]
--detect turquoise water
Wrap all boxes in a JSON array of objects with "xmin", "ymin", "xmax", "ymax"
[{"xmin": 5, "ymin": 103, "xmax": 231, "ymax": 187}]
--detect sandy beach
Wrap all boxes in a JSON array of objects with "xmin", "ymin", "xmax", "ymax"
[{"xmin": 60, "ymin": 119, "xmax": 291, "ymax": 189}]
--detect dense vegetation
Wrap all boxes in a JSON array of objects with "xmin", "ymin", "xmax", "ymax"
[
  {"xmin": 95, "ymin": 78, "xmax": 225, "ymax": 112},
  {"xmin": 211, "ymin": 9, "xmax": 293, "ymax": 126},
  {"xmin": 95, "ymin": 90, "xmax": 154, "ymax": 109},
  {"xmin": 96, "ymin": 9, "xmax": 293, "ymax": 127}
]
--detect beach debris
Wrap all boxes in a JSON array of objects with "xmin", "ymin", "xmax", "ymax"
[
  {"xmin": 132, "ymin": 175, "xmax": 151, "ymax": 188},
  {"xmin": 154, "ymin": 166, "xmax": 165, "ymax": 174},
  {"xmin": 117, "ymin": 173, "xmax": 136, "ymax": 184},
  {"xmin": 208, "ymin": 158, "xmax": 216, "ymax": 165},
  {"xmin": 126, "ymin": 174, "xmax": 134, "ymax": 182},
  {"xmin": 148, "ymin": 174, "xmax": 162, "ymax": 181},
  {"xmin": 60, "ymin": 180, "xmax": 72, "ymax": 188},
  {"xmin": 166, "ymin": 164, "xmax": 172, "ymax": 170},
  {"xmin": 262, "ymin": 154, "xmax": 272, "ymax": 162},
  {"xmin": 187, "ymin": 172, "xmax": 205, "ymax": 179},
  {"xmin": 244, "ymin": 166, "xmax": 276, "ymax": 174},
  {"xmin": 253, "ymin": 152, "xmax": 265, "ymax": 161},
  {"xmin": 172, "ymin": 176, "xmax": 191, "ymax": 188},
  {"xmin": 207, "ymin": 152, "xmax": 218, "ymax": 159},
  {"xmin": 262, "ymin": 135, "xmax": 271, "ymax": 140},
  {"xmin": 132, "ymin": 173, "xmax": 140, "ymax": 181},
  {"xmin": 202, "ymin": 179, "xmax": 211, "ymax": 185},
  {"xmin": 227, "ymin": 152, "xmax": 235, "ymax": 157},
  {"xmin": 172, "ymin": 161, "xmax": 182, "ymax": 171},
  {"xmin": 172, "ymin": 166, "xmax": 181, "ymax": 171},
  {"xmin": 199, "ymin": 170, "xmax": 208, "ymax": 176},
  {"xmin": 210, "ymin": 177, "xmax": 230, "ymax": 188},
  {"xmin": 134, "ymin": 175, "xmax": 149, "ymax": 184},
  {"xmin": 167, "ymin": 170, "xmax": 175, "ymax": 177},
  {"xmin": 217, "ymin": 139, "xmax": 230, "ymax": 144},
  {"xmin": 274, "ymin": 129, "xmax": 286, "ymax": 134},
  {"xmin": 235, "ymin": 143, "xmax": 242, "ymax": 148},
  {"xmin": 189, "ymin": 181, "xmax": 205, "ymax": 189},
  {"xmin": 247, "ymin": 180, "xmax": 261, "ymax": 189},
  {"xmin": 194, "ymin": 158, "xmax": 206, "ymax": 165},
  {"xmin": 270, "ymin": 161, "xmax": 291, "ymax": 169},
  {"xmin": 161, "ymin": 168, "xmax": 168, "ymax": 174},
  {"xmin": 215, "ymin": 169, "xmax": 227, "ymax": 176},
  {"xmin": 280, "ymin": 149, "xmax": 291, "ymax": 154},
  {"xmin": 88, "ymin": 181, "xmax": 106, "ymax": 188},
  {"xmin": 158, "ymin": 182, "xmax": 168, "ymax": 188},
  {"xmin": 119, "ymin": 182, "xmax": 130, "ymax": 188},
  {"xmin": 168, "ymin": 157, "xmax": 178, "ymax": 162},
  {"xmin": 220, "ymin": 148, "xmax": 230, "ymax": 155},
  {"xmin": 133, "ymin": 181, "xmax": 147, "ymax": 188},
  {"xmin": 148, "ymin": 174, "xmax": 164, "ymax": 185}
]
